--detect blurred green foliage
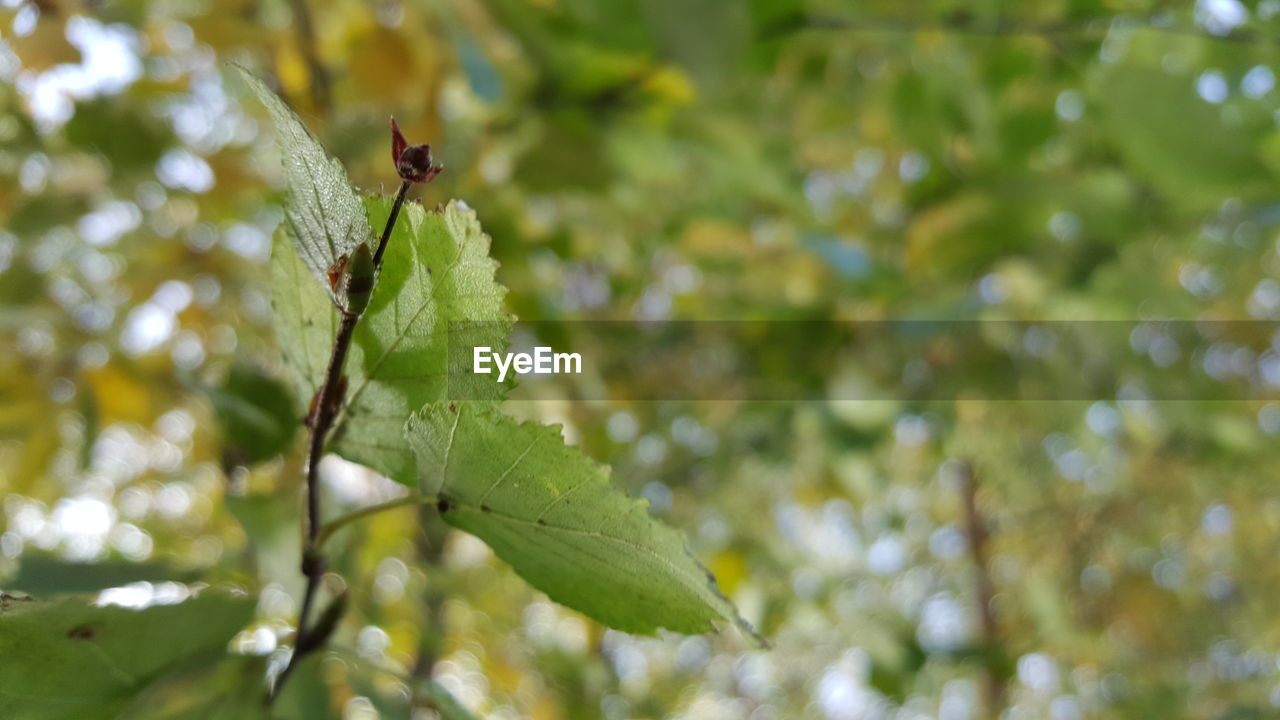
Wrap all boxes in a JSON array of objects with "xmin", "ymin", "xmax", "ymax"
[{"xmin": 3, "ymin": 0, "xmax": 1280, "ymax": 718}]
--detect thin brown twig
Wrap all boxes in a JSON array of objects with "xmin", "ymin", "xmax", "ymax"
[
  {"xmin": 268, "ymin": 180, "xmax": 413, "ymax": 703},
  {"xmin": 956, "ymin": 460, "xmax": 1005, "ymax": 720}
]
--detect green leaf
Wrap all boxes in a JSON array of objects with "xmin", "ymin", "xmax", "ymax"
[
  {"xmin": 1094, "ymin": 63, "xmax": 1271, "ymax": 209},
  {"xmin": 333, "ymin": 198, "xmax": 511, "ymax": 483},
  {"xmin": 116, "ymin": 656, "xmax": 269, "ymax": 720},
  {"xmin": 405, "ymin": 402, "xmax": 760, "ymax": 643},
  {"xmin": 270, "ymin": 654, "xmax": 330, "ymax": 720},
  {"xmin": 63, "ymin": 97, "xmax": 168, "ymax": 178},
  {"xmin": 269, "ymin": 227, "xmax": 337, "ymax": 420},
  {"xmin": 206, "ymin": 362, "xmax": 298, "ymax": 465},
  {"xmin": 225, "ymin": 492, "xmax": 305, "ymax": 598},
  {"xmin": 0, "ymin": 591, "xmax": 255, "ymax": 720},
  {"xmin": 271, "ymin": 195, "xmax": 512, "ymax": 485},
  {"xmin": 4, "ymin": 556, "xmax": 200, "ymax": 595},
  {"xmin": 235, "ymin": 67, "xmax": 372, "ymax": 293}
]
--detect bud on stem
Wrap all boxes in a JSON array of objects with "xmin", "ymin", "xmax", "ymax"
[
  {"xmin": 342, "ymin": 242, "xmax": 375, "ymax": 316},
  {"xmin": 390, "ymin": 118, "xmax": 443, "ymax": 184}
]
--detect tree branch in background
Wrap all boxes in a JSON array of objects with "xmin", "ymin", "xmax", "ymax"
[
  {"xmin": 287, "ymin": 0, "xmax": 330, "ymax": 117},
  {"xmin": 956, "ymin": 460, "xmax": 1006, "ymax": 720}
]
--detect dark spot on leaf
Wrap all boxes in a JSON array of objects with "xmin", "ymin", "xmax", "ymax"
[
  {"xmin": 0, "ymin": 592, "xmax": 32, "ymax": 611},
  {"xmin": 437, "ymin": 496, "xmax": 450, "ymax": 513},
  {"xmin": 536, "ymin": 519, "xmax": 547, "ymax": 526},
  {"xmin": 448, "ymin": 402, "xmax": 457, "ymax": 413},
  {"xmin": 480, "ymin": 504, "xmax": 492, "ymax": 513},
  {"xmin": 68, "ymin": 625, "xmax": 96, "ymax": 640}
]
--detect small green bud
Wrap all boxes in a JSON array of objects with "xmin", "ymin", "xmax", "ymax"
[{"xmin": 343, "ymin": 242, "xmax": 375, "ymax": 315}]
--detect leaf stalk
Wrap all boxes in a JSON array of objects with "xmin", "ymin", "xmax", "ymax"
[{"xmin": 316, "ymin": 492, "xmax": 433, "ymax": 548}]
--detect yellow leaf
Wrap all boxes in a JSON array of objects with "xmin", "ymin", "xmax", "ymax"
[
  {"xmin": 275, "ymin": 45, "xmax": 311, "ymax": 102},
  {"xmin": 10, "ymin": 18, "xmax": 81, "ymax": 71},
  {"xmin": 709, "ymin": 549, "xmax": 748, "ymax": 595},
  {"xmin": 85, "ymin": 366, "xmax": 152, "ymax": 425},
  {"xmin": 346, "ymin": 25, "xmax": 415, "ymax": 102},
  {"xmin": 642, "ymin": 67, "xmax": 697, "ymax": 106},
  {"xmin": 681, "ymin": 218, "xmax": 748, "ymax": 256},
  {"xmin": 187, "ymin": 13, "xmax": 266, "ymax": 50},
  {"xmin": 9, "ymin": 421, "xmax": 59, "ymax": 494}
]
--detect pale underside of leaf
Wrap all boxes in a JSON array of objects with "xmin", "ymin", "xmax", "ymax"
[
  {"xmin": 235, "ymin": 68, "xmax": 371, "ymax": 293},
  {"xmin": 270, "ymin": 196, "xmax": 511, "ymax": 485},
  {"xmin": 406, "ymin": 402, "xmax": 761, "ymax": 644},
  {"xmin": 270, "ymin": 228, "xmax": 336, "ymax": 412}
]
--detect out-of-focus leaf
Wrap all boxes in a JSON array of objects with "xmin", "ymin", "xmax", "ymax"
[
  {"xmin": 85, "ymin": 365, "xmax": 152, "ymax": 424},
  {"xmin": 347, "ymin": 25, "xmax": 416, "ymax": 102},
  {"xmin": 12, "ymin": 422, "xmax": 59, "ymax": 493},
  {"xmin": 8, "ymin": 18, "xmax": 80, "ymax": 71},
  {"xmin": 514, "ymin": 117, "xmax": 610, "ymax": 191},
  {"xmin": 7, "ymin": 195, "xmax": 91, "ymax": 238},
  {"xmin": 0, "ymin": 591, "xmax": 254, "ymax": 720},
  {"xmin": 0, "ymin": 358, "xmax": 47, "ymax": 439},
  {"xmin": 188, "ymin": 14, "xmax": 269, "ymax": 51},
  {"xmin": 406, "ymin": 402, "xmax": 760, "ymax": 643},
  {"xmin": 345, "ymin": 653, "xmax": 411, "ymax": 720},
  {"xmin": 906, "ymin": 191, "xmax": 1030, "ymax": 275},
  {"xmin": 273, "ymin": 197, "xmax": 511, "ymax": 485},
  {"xmin": 416, "ymin": 678, "xmax": 477, "ymax": 720},
  {"xmin": 206, "ymin": 362, "xmax": 298, "ymax": 465},
  {"xmin": 235, "ymin": 68, "xmax": 371, "ymax": 294},
  {"xmin": 225, "ymin": 492, "xmax": 304, "ymax": 597},
  {"xmin": 116, "ymin": 655, "xmax": 268, "ymax": 720},
  {"xmin": 77, "ymin": 384, "xmax": 98, "ymax": 470},
  {"xmin": 4, "ymin": 556, "xmax": 199, "ymax": 595},
  {"xmin": 272, "ymin": 654, "xmax": 330, "ymax": 720},
  {"xmin": 867, "ymin": 629, "xmax": 928, "ymax": 701},
  {"xmin": 1095, "ymin": 63, "xmax": 1271, "ymax": 208},
  {"xmin": 64, "ymin": 98, "xmax": 168, "ymax": 177}
]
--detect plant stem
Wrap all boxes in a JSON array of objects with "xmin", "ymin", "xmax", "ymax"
[
  {"xmin": 409, "ymin": 506, "xmax": 450, "ymax": 689},
  {"xmin": 270, "ymin": 179, "xmax": 414, "ymax": 703},
  {"xmin": 374, "ymin": 181, "xmax": 411, "ymax": 268},
  {"xmin": 316, "ymin": 493, "xmax": 433, "ymax": 548}
]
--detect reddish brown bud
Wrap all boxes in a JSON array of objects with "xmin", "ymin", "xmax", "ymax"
[
  {"xmin": 390, "ymin": 118, "xmax": 407, "ymax": 170},
  {"xmin": 389, "ymin": 117, "xmax": 443, "ymax": 184}
]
